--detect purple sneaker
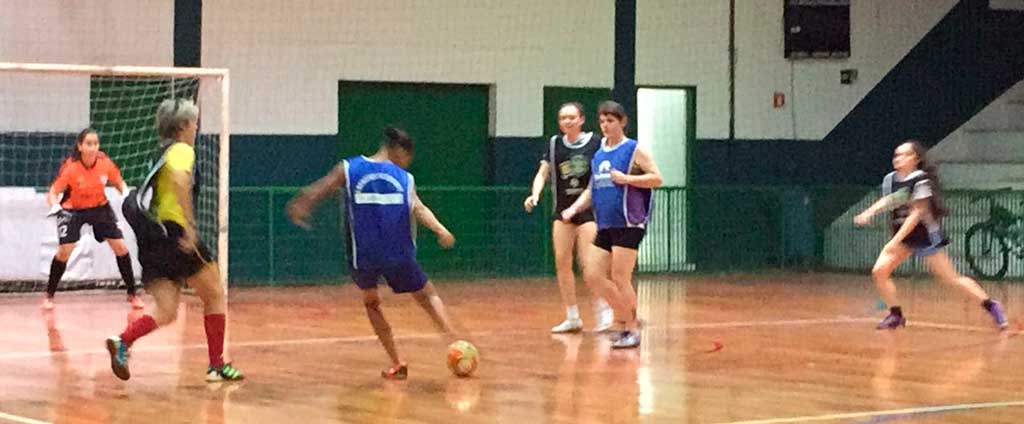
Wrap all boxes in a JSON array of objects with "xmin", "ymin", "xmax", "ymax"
[
  {"xmin": 876, "ymin": 313, "xmax": 906, "ymax": 330},
  {"xmin": 986, "ymin": 300, "xmax": 1009, "ymax": 330}
]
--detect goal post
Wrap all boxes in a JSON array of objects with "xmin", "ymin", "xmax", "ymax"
[{"xmin": 0, "ymin": 62, "xmax": 230, "ymax": 291}]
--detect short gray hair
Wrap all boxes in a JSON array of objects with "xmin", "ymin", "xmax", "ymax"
[{"xmin": 156, "ymin": 98, "xmax": 199, "ymax": 143}]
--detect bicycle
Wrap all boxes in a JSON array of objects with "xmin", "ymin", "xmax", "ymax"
[{"xmin": 964, "ymin": 187, "xmax": 1024, "ymax": 280}]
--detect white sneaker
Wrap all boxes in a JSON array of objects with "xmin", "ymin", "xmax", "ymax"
[
  {"xmin": 551, "ymin": 318, "xmax": 583, "ymax": 333},
  {"xmin": 593, "ymin": 308, "xmax": 615, "ymax": 333}
]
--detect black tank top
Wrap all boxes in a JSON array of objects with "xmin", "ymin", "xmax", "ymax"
[
  {"xmin": 543, "ymin": 132, "xmax": 599, "ymax": 213},
  {"xmin": 884, "ymin": 170, "xmax": 937, "ymax": 227}
]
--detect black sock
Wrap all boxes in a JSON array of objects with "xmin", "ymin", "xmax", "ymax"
[
  {"xmin": 46, "ymin": 258, "xmax": 67, "ymax": 297},
  {"xmin": 116, "ymin": 254, "xmax": 137, "ymax": 296},
  {"xmin": 982, "ymin": 299, "xmax": 995, "ymax": 310},
  {"xmin": 890, "ymin": 306, "xmax": 903, "ymax": 317}
]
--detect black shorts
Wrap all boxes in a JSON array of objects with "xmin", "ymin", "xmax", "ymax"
[
  {"xmin": 57, "ymin": 204, "xmax": 123, "ymax": 244},
  {"xmin": 138, "ymin": 221, "xmax": 214, "ymax": 286},
  {"xmin": 552, "ymin": 209, "xmax": 595, "ymax": 225},
  {"xmin": 594, "ymin": 228, "xmax": 646, "ymax": 252},
  {"xmin": 893, "ymin": 224, "xmax": 949, "ymax": 258}
]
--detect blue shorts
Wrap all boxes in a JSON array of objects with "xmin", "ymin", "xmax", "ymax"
[
  {"xmin": 351, "ymin": 260, "xmax": 428, "ymax": 293},
  {"xmin": 894, "ymin": 224, "xmax": 949, "ymax": 258}
]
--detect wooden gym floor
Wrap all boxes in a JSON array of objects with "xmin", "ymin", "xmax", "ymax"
[{"xmin": 0, "ymin": 273, "xmax": 1022, "ymax": 423}]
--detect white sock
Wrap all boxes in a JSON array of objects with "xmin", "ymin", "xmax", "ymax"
[
  {"xmin": 595, "ymin": 298, "xmax": 610, "ymax": 312},
  {"xmin": 566, "ymin": 305, "xmax": 580, "ymax": 321}
]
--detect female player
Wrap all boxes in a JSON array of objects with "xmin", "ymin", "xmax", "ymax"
[
  {"xmin": 854, "ymin": 140, "xmax": 1007, "ymax": 330},
  {"xmin": 524, "ymin": 102, "xmax": 612, "ymax": 333},
  {"xmin": 105, "ymin": 98, "xmax": 243, "ymax": 382},
  {"xmin": 45, "ymin": 128, "xmax": 142, "ymax": 310},
  {"xmin": 287, "ymin": 126, "xmax": 464, "ymax": 380},
  {"xmin": 562, "ymin": 101, "xmax": 662, "ymax": 349}
]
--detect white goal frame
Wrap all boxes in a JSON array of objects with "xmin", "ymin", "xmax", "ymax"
[{"xmin": 0, "ymin": 62, "xmax": 231, "ymax": 289}]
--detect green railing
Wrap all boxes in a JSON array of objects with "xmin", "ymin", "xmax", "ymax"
[
  {"xmin": 228, "ymin": 186, "xmax": 1024, "ymax": 286},
  {"xmin": 683, "ymin": 185, "xmax": 871, "ymax": 271},
  {"xmin": 229, "ymin": 186, "xmax": 559, "ymax": 285},
  {"xmin": 825, "ymin": 187, "xmax": 1024, "ymax": 279},
  {"xmin": 230, "ymin": 187, "xmax": 347, "ymax": 285},
  {"xmin": 228, "ymin": 186, "xmax": 693, "ymax": 285}
]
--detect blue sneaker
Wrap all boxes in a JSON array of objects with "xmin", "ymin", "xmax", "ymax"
[
  {"xmin": 876, "ymin": 313, "xmax": 906, "ymax": 330},
  {"xmin": 611, "ymin": 331, "xmax": 640, "ymax": 349},
  {"xmin": 105, "ymin": 336, "xmax": 131, "ymax": 380},
  {"xmin": 986, "ymin": 300, "xmax": 1009, "ymax": 330}
]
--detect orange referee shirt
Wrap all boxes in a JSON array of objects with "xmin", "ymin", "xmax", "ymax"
[{"xmin": 51, "ymin": 153, "xmax": 124, "ymax": 210}]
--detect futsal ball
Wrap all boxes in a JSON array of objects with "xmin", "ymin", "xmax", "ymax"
[{"xmin": 447, "ymin": 340, "xmax": 479, "ymax": 377}]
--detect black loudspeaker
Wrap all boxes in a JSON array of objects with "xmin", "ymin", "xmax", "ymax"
[{"xmin": 784, "ymin": 0, "xmax": 850, "ymax": 59}]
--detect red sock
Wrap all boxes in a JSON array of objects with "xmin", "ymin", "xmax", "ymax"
[
  {"xmin": 204, "ymin": 314, "xmax": 226, "ymax": 367},
  {"xmin": 120, "ymin": 315, "xmax": 157, "ymax": 346}
]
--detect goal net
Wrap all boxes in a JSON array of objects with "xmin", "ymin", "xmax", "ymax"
[{"xmin": 0, "ymin": 63, "xmax": 229, "ymax": 292}]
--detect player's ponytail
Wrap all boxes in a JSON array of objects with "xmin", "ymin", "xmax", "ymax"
[
  {"xmin": 382, "ymin": 126, "xmax": 414, "ymax": 153},
  {"xmin": 906, "ymin": 139, "xmax": 948, "ymax": 218}
]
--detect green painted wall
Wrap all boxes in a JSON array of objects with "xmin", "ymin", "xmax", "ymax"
[
  {"xmin": 337, "ymin": 81, "xmax": 490, "ymax": 186},
  {"xmin": 542, "ymin": 87, "xmax": 612, "ymax": 138}
]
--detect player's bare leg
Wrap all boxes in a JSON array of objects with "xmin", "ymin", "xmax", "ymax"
[
  {"xmin": 411, "ymin": 282, "xmax": 458, "ymax": 339},
  {"xmin": 871, "ymin": 244, "xmax": 912, "ymax": 330},
  {"xmin": 575, "ymin": 223, "xmax": 612, "ymax": 332},
  {"xmin": 364, "ymin": 288, "xmax": 407, "ymax": 379},
  {"xmin": 608, "ymin": 247, "xmax": 641, "ymax": 348},
  {"xmin": 550, "ymin": 220, "xmax": 583, "ymax": 333}
]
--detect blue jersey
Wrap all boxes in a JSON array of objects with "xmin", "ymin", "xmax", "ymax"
[
  {"xmin": 343, "ymin": 156, "xmax": 415, "ymax": 269},
  {"xmin": 590, "ymin": 138, "xmax": 653, "ymax": 230}
]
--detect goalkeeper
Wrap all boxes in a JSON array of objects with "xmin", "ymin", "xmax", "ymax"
[{"xmin": 44, "ymin": 128, "xmax": 143, "ymax": 310}]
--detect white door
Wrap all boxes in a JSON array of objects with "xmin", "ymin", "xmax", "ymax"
[{"xmin": 637, "ymin": 88, "xmax": 691, "ymax": 271}]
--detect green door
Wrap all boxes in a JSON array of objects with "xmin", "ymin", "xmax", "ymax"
[{"xmin": 338, "ymin": 82, "xmax": 490, "ymax": 186}]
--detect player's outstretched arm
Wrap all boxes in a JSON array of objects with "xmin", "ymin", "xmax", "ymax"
[
  {"xmin": 47, "ymin": 183, "xmax": 65, "ymax": 208},
  {"xmin": 854, "ymin": 188, "xmax": 910, "ymax": 226},
  {"xmin": 412, "ymin": 191, "xmax": 455, "ymax": 249},
  {"xmin": 287, "ymin": 163, "xmax": 347, "ymax": 230},
  {"xmin": 47, "ymin": 164, "xmax": 70, "ymax": 208},
  {"xmin": 109, "ymin": 160, "xmax": 128, "ymax": 195}
]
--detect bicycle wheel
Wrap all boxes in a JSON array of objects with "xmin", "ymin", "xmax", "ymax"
[{"xmin": 965, "ymin": 223, "xmax": 1009, "ymax": 280}]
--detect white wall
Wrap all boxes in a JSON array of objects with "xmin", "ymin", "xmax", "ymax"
[
  {"xmin": 0, "ymin": 188, "xmax": 141, "ymax": 282},
  {"xmin": 0, "ymin": 0, "xmax": 174, "ymax": 132},
  {"xmin": 962, "ymin": 80, "xmax": 1024, "ymax": 132},
  {"xmin": 0, "ymin": 0, "xmax": 173, "ymax": 66},
  {"xmin": 928, "ymin": 80, "xmax": 1024, "ymax": 189},
  {"xmin": 636, "ymin": 0, "xmax": 730, "ymax": 140},
  {"xmin": 637, "ymin": 0, "xmax": 958, "ymax": 140},
  {"xmin": 202, "ymin": 0, "xmax": 615, "ymax": 136},
  {"xmin": 638, "ymin": 88, "xmax": 688, "ymax": 186},
  {"xmin": 2, "ymin": 1, "xmax": 961, "ymax": 140}
]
